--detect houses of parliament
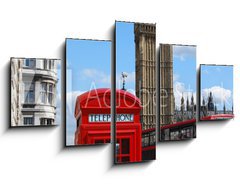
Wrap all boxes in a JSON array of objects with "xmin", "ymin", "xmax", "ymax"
[
  {"xmin": 174, "ymin": 93, "xmax": 196, "ymax": 123},
  {"xmin": 200, "ymin": 91, "xmax": 233, "ymax": 118}
]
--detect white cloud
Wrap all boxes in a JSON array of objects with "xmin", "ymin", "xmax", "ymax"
[
  {"xmin": 174, "ymin": 81, "xmax": 185, "ymax": 94},
  {"xmin": 173, "ymin": 45, "xmax": 196, "ymax": 62},
  {"xmin": 66, "ymin": 133, "xmax": 75, "ymax": 146},
  {"xmin": 66, "ymin": 90, "xmax": 86, "ymax": 146},
  {"xmin": 66, "ymin": 91, "xmax": 86, "ymax": 113},
  {"xmin": 201, "ymin": 86, "xmax": 232, "ymax": 107},
  {"xmin": 173, "ymin": 81, "xmax": 196, "ymax": 109},
  {"xmin": 126, "ymin": 71, "xmax": 135, "ymax": 83},
  {"xmin": 82, "ymin": 68, "xmax": 111, "ymax": 84},
  {"xmin": 173, "ymin": 74, "xmax": 179, "ymax": 82}
]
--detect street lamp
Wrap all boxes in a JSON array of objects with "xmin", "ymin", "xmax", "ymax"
[{"xmin": 121, "ymin": 72, "xmax": 128, "ymax": 91}]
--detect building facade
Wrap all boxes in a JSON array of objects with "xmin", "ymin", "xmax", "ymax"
[
  {"xmin": 160, "ymin": 44, "xmax": 174, "ymax": 126},
  {"xmin": 11, "ymin": 60, "xmax": 22, "ymax": 126},
  {"xmin": 11, "ymin": 58, "xmax": 59, "ymax": 126},
  {"xmin": 174, "ymin": 94, "xmax": 196, "ymax": 122},
  {"xmin": 200, "ymin": 91, "xmax": 233, "ymax": 118},
  {"xmin": 134, "ymin": 23, "xmax": 156, "ymax": 130}
]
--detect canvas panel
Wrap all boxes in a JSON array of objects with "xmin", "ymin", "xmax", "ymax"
[
  {"xmin": 159, "ymin": 44, "xmax": 197, "ymax": 141},
  {"xmin": 10, "ymin": 57, "xmax": 61, "ymax": 127},
  {"xmin": 65, "ymin": 38, "xmax": 111, "ymax": 146},
  {"xmin": 200, "ymin": 64, "xmax": 234, "ymax": 121},
  {"xmin": 114, "ymin": 21, "xmax": 156, "ymax": 164}
]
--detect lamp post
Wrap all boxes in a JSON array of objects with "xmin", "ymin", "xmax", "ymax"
[{"xmin": 121, "ymin": 72, "xmax": 128, "ymax": 91}]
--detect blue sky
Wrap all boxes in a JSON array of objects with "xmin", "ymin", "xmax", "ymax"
[
  {"xmin": 172, "ymin": 45, "xmax": 196, "ymax": 108},
  {"xmin": 116, "ymin": 21, "xmax": 135, "ymax": 93},
  {"xmin": 66, "ymin": 39, "xmax": 111, "ymax": 92},
  {"xmin": 66, "ymin": 39, "xmax": 111, "ymax": 146},
  {"xmin": 173, "ymin": 45, "xmax": 196, "ymax": 92},
  {"xmin": 201, "ymin": 65, "xmax": 233, "ymax": 110}
]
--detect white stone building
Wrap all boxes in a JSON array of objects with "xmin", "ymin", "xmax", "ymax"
[{"xmin": 11, "ymin": 58, "xmax": 60, "ymax": 126}]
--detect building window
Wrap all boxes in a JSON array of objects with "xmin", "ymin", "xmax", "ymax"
[
  {"xmin": 24, "ymin": 59, "xmax": 30, "ymax": 67},
  {"xmin": 49, "ymin": 60, "xmax": 52, "ymax": 70},
  {"xmin": 24, "ymin": 59, "xmax": 35, "ymax": 68},
  {"xmin": 150, "ymin": 133, "xmax": 155, "ymax": 146},
  {"xmin": 40, "ymin": 118, "xmax": 54, "ymax": 125},
  {"xmin": 23, "ymin": 117, "xmax": 34, "ymax": 125},
  {"xmin": 49, "ymin": 60, "xmax": 55, "ymax": 70},
  {"xmin": 41, "ymin": 82, "xmax": 54, "ymax": 105},
  {"xmin": 51, "ymin": 60, "xmax": 55, "ymax": 70},
  {"xmin": 48, "ymin": 84, "xmax": 53, "ymax": 104},
  {"xmin": 41, "ymin": 83, "xmax": 47, "ymax": 103},
  {"xmin": 44, "ymin": 60, "xmax": 48, "ymax": 70},
  {"xmin": 164, "ymin": 129, "xmax": 170, "ymax": 141},
  {"xmin": 24, "ymin": 82, "xmax": 35, "ymax": 103},
  {"xmin": 43, "ymin": 59, "xmax": 55, "ymax": 71},
  {"xmin": 170, "ymin": 130, "xmax": 180, "ymax": 140}
]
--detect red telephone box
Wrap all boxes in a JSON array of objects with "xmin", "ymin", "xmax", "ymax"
[{"xmin": 74, "ymin": 88, "xmax": 142, "ymax": 162}]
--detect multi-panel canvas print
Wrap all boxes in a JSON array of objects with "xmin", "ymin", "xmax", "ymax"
[
  {"xmin": 159, "ymin": 44, "xmax": 196, "ymax": 141},
  {"xmin": 11, "ymin": 57, "xmax": 61, "ymax": 127},
  {"xmin": 200, "ymin": 65, "xmax": 234, "ymax": 121},
  {"xmin": 65, "ymin": 39, "xmax": 111, "ymax": 146},
  {"xmin": 114, "ymin": 21, "xmax": 156, "ymax": 164}
]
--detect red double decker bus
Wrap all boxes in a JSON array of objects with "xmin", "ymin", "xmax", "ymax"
[
  {"xmin": 160, "ymin": 119, "xmax": 196, "ymax": 141},
  {"xmin": 201, "ymin": 114, "xmax": 234, "ymax": 121},
  {"xmin": 142, "ymin": 128, "xmax": 156, "ymax": 160}
]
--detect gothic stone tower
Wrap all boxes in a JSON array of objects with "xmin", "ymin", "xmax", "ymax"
[
  {"xmin": 134, "ymin": 23, "xmax": 156, "ymax": 130},
  {"xmin": 160, "ymin": 44, "xmax": 174, "ymax": 126}
]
